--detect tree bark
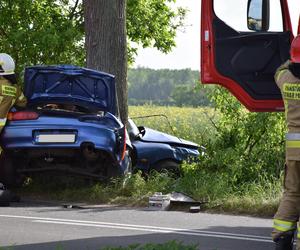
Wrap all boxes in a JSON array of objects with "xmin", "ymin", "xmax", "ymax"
[{"xmin": 84, "ymin": 0, "xmax": 128, "ymax": 123}]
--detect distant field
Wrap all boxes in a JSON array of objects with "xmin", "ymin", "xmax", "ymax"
[{"xmin": 129, "ymin": 105, "xmax": 218, "ymax": 145}]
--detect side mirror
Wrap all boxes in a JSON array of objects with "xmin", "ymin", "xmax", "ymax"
[{"xmin": 247, "ymin": 0, "xmax": 270, "ymax": 31}]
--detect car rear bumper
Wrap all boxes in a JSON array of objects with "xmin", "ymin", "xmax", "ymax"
[{"xmin": 3, "ymin": 124, "xmax": 114, "ymax": 146}]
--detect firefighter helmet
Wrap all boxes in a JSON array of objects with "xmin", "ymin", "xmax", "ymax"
[
  {"xmin": 291, "ymin": 36, "xmax": 300, "ymax": 64},
  {"xmin": 0, "ymin": 53, "xmax": 15, "ymax": 76}
]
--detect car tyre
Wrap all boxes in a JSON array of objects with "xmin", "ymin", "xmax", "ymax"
[
  {"xmin": 151, "ymin": 160, "xmax": 180, "ymax": 176},
  {"xmin": 0, "ymin": 152, "xmax": 17, "ymax": 188}
]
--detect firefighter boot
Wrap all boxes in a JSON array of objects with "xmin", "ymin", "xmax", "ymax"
[{"xmin": 274, "ymin": 231, "xmax": 294, "ymax": 250}]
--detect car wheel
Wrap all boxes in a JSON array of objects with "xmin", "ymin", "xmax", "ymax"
[
  {"xmin": 151, "ymin": 160, "xmax": 180, "ymax": 176},
  {"xmin": 0, "ymin": 152, "xmax": 17, "ymax": 188}
]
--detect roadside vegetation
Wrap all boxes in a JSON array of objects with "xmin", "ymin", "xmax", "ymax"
[
  {"xmin": 0, "ymin": 241, "xmax": 197, "ymax": 250},
  {"xmin": 130, "ymin": 87, "xmax": 284, "ymax": 217},
  {"xmin": 21, "ymin": 86, "xmax": 286, "ymax": 217},
  {"xmin": 102, "ymin": 241, "xmax": 197, "ymax": 250}
]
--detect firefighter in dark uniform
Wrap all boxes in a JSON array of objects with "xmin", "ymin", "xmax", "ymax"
[
  {"xmin": 273, "ymin": 35, "xmax": 300, "ymax": 250},
  {"xmin": 0, "ymin": 53, "xmax": 27, "ymax": 153}
]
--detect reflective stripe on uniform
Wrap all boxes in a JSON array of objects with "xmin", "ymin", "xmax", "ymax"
[
  {"xmin": 283, "ymin": 83, "xmax": 300, "ymax": 100},
  {"xmin": 298, "ymin": 227, "xmax": 300, "ymax": 238},
  {"xmin": 276, "ymin": 69, "xmax": 288, "ymax": 82},
  {"xmin": 286, "ymin": 140, "xmax": 300, "ymax": 148},
  {"xmin": 18, "ymin": 93, "xmax": 25, "ymax": 101},
  {"xmin": 0, "ymin": 118, "xmax": 7, "ymax": 126},
  {"xmin": 273, "ymin": 219, "xmax": 296, "ymax": 232},
  {"xmin": 286, "ymin": 133, "xmax": 300, "ymax": 140},
  {"xmin": 1, "ymin": 85, "xmax": 16, "ymax": 97},
  {"xmin": 285, "ymin": 133, "xmax": 300, "ymax": 148}
]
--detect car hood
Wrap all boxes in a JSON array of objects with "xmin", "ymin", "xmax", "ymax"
[
  {"xmin": 141, "ymin": 127, "xmax": 199, "ymax": 148},
  {"xmin": 24, "ymin": 65, "xmax": 117, "ymax": 114}
]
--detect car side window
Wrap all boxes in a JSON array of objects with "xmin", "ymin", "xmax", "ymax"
[{"xmin": 213, "ymin": 0, "xmax": 283, "ymax": 32}]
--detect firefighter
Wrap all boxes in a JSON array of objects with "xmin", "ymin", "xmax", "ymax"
[
  {"xmin": 272, "ymin": 35, "xmax": 300, "ymax": 250},
  {"xmin": 0, "ymin": 53, "xmax": 27, "ymax": 153}
]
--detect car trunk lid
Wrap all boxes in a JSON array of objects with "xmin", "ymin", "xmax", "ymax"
[{"xmin": 24, "ymin": 65, "xmax": 117, "ymax": 115}]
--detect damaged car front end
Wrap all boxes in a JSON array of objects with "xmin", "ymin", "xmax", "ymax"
[{"xmin": 127, "ymin": 118, "xmax": 201, "ymax": 173}]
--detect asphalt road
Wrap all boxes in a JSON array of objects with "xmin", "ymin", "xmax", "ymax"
[{"xmin": 0, "ymin": 200, "xmax": 274, "ymax": 250}]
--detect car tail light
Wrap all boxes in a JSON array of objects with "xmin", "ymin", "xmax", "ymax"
[{"xmin": 7, "ymin": 111, "xmax": 39, "ymax": 121}]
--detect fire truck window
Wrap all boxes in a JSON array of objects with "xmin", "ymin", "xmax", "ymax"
[{"xmin": 214, "ymin": 0, "xmax": 283, "ymax": 32}]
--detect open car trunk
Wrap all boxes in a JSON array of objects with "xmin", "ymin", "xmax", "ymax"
[{"xmin": 24, "ymin": 65, "xmax": 118, "ymax": 115}]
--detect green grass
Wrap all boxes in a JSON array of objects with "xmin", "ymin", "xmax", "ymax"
[
  {"xmin": 208, "ymin": 175, "xmax": 283, "ymax": 216},
  {"xmin": 18, "ymin": 105, "xmax": 283, "ymax": 217},
  {"xmin": 102, "ymin": 241, "xmax": 198, "ymax": 250},
  {"xmin": 20, "ymin": 169, "xmax": 282, "ymax": 217}
]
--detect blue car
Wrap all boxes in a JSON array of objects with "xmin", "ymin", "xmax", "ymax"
[
  {"xmin": 127, "ymin": 118, "xmax": 200, "ymax": 173},
  {"xmin": 0, "ymin": 65, "xmax": 131, "ymax": 186}
]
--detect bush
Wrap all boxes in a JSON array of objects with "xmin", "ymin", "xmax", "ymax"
[
  {"xmin": 202, "ymin": 86, "xmax": 286, "ymax": 186},
  {"xmin": 102, "ymin": 241, "xmax": 197, "ymax": 250}
]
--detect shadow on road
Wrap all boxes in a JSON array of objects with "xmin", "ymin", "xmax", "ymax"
[{"xmin": 8, "ymin": 203, "xmax": 143, "ymax": 216}]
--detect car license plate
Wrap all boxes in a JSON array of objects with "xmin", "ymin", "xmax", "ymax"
[{"xmin": 36, "ymin": 134, "xmax": 76, "ymax": 143}]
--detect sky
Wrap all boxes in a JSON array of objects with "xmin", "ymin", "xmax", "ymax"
[
  {"xmin": 133, "ymin": 0, "xmax": 299, "ymax": 71},
  {"xmin": 133, "ymin": 0, "xmax": 201, "ymax": 71}
]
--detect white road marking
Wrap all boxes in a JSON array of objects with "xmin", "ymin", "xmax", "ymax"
[{"xmin": 0, "ymin": 214, "xmax": 272, "ymax": 243}]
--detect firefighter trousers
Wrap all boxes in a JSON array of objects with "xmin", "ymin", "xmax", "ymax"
[{"xmin": 272, "ymin": 160, "xmax": 300, "ymax": 249}]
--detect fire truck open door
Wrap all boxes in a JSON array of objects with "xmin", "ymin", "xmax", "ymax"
[{"xmin": 201, "ymin": 0, "xmax": 293, "ymax": 111}]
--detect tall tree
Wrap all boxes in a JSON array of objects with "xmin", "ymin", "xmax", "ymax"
[
  {"xmin": 0, "ymin": 0, "xmax": 185, "ymax": 121},
  {"xmin": 84, "ymin": 0, "xmax": 128, "ymax": 123},
  {"xmin": 127, "ymin": 0, "xmax": 186, "ymax": 62},
  {"xmin": 0, "ymin": 0, "xmax": 83, "ymax": 76}
]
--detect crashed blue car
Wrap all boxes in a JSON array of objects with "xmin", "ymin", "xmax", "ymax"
[
  {"xmin": 0, "ymin": 65, "xmax": 130, "ymax": 186},
  {"xmin": 127, "ymin": 118, "xmax": 200, "ymax": 173}
]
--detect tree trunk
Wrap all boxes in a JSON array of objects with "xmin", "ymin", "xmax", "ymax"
[{"xmin": 84, "ymin": 0, "xmax": 128, "ymax": 123}]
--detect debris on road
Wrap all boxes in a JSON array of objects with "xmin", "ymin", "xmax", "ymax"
[
  {"xmin": 62, "ymin": 204, "xmax": 85, "ymax": 209},
  {"xmin": 62, "ymin": 203, "xmax": 121, "ymax": 210},
  {"xmin": 148, "ymin": 192, "xmax": 203, "ymax": 212},
  {"xmin": 148, "ymin": 192, "xmax": 170, "ymax": 210},
  {"xmin": 189, "ymin": 206, "xmax": 201, "ymax": 213}
]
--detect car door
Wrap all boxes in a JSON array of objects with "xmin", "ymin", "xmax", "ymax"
[{"xmin": 201, "ymin": 0, "xmax": 293, "ymax": 111}]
